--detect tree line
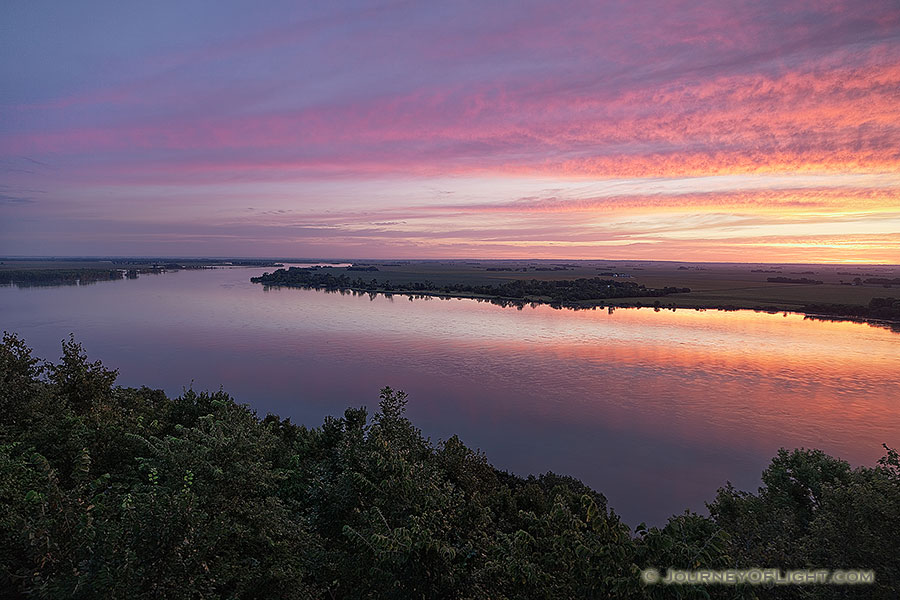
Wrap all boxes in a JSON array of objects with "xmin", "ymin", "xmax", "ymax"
[
  {"xmin": 251, "ymin": 267, "xmax": 690, "ymax": 306},
  {"xmin": 0, "ymin": 269, "xmax": 144, "ymax": 288},
  {"xmin": 802, "ymin": 297, "xmax": 900, "ymax": 321}
]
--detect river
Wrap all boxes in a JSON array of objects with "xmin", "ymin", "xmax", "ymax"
[{"xmin": 2, "ymin": 265, "xmax": 897, "ymax": 525}]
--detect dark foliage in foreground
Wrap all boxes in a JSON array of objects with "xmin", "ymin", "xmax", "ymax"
[
  {"xmin": 251, "ymin": 267, "xmax": 690, "ymax": 305},
  {"xmin": 1, "ymin": 333, "xmax": 897, "ymax": 599}
]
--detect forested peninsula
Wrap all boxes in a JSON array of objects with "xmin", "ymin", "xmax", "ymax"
[
  {"xmin": 251, "ymin": 267, "xmax": 691, "ymax": 307},
  {"xmin": 1, "ymin": 333, "xmax": 898, "ymax": 599}
]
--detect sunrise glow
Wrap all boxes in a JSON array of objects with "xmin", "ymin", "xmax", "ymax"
[{"xmin": 2, "ymin": 1, "xmax": 898, "ymax": 261}]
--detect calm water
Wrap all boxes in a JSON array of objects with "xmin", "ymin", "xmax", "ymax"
[{"xmin": 2, "ymin": 266, "xmax": 898, "ymax": 525}]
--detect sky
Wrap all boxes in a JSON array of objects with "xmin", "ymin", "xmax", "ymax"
[{"xmin": 1, "ymin": 0, "xmax": 899, "ymax": 262}]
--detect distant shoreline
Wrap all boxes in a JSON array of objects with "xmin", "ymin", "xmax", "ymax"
[
  {"xmin": 261, "ymin": 283, "xmax": 900, "ymax": 329},
  {"xmin": 0, "ymin": 259, "xmax": 283, "ymax": 288},
  {"xmin": 251, "ymin": 265, "xmax": 900, "ymax": 332},
  {"xmin": 2, "ymin": 258, "xmax": 897, "ymax": 330}
]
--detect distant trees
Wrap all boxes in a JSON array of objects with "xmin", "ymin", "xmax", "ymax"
[
  {"xmin": 861, "ymin": 278, "xmax": 900, "ymax": 287},
  {"xmin": 0, "ymin": 268, "xmax": 172, "ymax": 288},
  {"xmin": 803, "ymin": 297, "xmax": 900, "ymax": 321},
  {"xmin": 0, "ymin": 269, "xmax": 124, "ymax": 287},
  {"xmin": 766, "ymin": 277, "xmax": 823, "ymax": 285},
  {"xmin": 251, "ymin": 267, "xmax": 691, "ymax": 306}
]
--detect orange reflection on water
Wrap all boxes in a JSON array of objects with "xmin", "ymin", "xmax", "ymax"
[
  {"xmin": 384, "ymin": 300, "xmax": 900, "ymax": 467},
  {"xmin": 3, "ymin": 269, "xmax": 896, "ymax": 524}
]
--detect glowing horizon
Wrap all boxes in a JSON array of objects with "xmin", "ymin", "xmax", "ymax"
[{"xmin": 1, "ymin": 1, "xmax": 898, "ymax": 262}]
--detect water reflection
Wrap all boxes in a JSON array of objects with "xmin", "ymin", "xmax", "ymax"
[{"xmin": 0, "ymin": 266, "xmax": 897, "ymax": 525}]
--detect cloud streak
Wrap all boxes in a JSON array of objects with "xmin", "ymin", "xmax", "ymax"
[{"xmin": 1, "ymin": 0, "xmax": 898, "ymax": 260}]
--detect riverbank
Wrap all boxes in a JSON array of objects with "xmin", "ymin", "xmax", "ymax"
[{"xmin": 250, "ymin": 261, "xmax": 900, "ymax": 330}]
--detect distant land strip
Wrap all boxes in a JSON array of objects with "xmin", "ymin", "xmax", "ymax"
[
  {"xmin": 0, "ymin": 259, "xmax": 282, "ymax": 288},
  {"xmin": 251, "ymin": 266, "xmax": 900, "ymax": 329}
]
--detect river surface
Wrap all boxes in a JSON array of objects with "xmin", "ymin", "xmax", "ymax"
[{"xmin": 2, "ymin": 266, "xmax": 898, "ymax": 525}]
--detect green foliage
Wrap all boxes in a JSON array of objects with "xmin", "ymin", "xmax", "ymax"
[
  {"xmin": 0, "ymin": 331, "xmax": 45, "ymax": 423},
  {"xmin": 635, "ymin": 513, "xmax": 745, "ymax": 600},
  {"xmin": 0, "ymin": 333, "xmax": 895, "ymax": 598},
  {"xmin": 47, "ymin": 335, "xmax": 119, "ymax": 413},
  {"xmin": 708, "ymin": 447, "xmax": 900, "ymax": 599}
]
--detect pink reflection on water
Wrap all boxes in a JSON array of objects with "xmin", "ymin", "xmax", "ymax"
[{"xmin": 1, "ymin": 267, "xmax": 897, "ymax": 524}]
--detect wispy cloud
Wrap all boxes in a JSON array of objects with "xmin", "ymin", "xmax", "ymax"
[{"xmin": 1, "ymin": 0, "xmax": 898, "ymax": 259}]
